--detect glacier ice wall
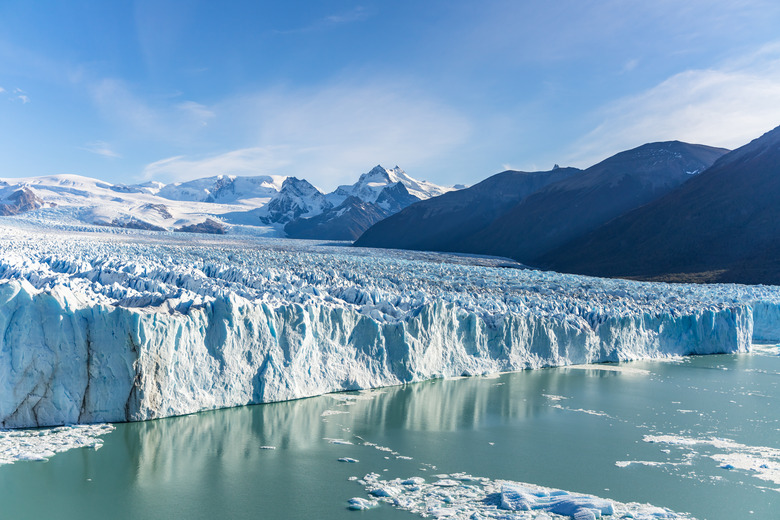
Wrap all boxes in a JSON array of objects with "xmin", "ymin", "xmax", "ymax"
[{"xmin": 1, "ymin": 221, "xmax": 779, "ymax": 428}]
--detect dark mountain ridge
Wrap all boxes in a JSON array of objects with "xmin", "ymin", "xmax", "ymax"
[
  {"xmin": 540, "ymin": 126, "xmax": 780, "ymax": 284},
  {"xmin": 355, "ymin": 142, "xmax": 728, "ymax": 266},
  {"xmin": 462, "ymin": 141, "xmax": 728, "ymax": 263},
  {"xmin": 354, "ymin": 167, "xmax": 581, "ymax": 251}
]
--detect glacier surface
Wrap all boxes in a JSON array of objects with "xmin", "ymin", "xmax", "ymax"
[{"xmin": 1, "ymin": 219, "xmax": 779, "ymax": 428}]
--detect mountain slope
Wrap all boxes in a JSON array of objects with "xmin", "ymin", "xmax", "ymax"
[
  {"xmin": 465, "ymin": 141, "xmax": 728, "ymax": 263},
  {"xmin": 329, "ymin": 165, "xmax": 451, "ymax": 205},
  {"xmin": 285, "ymin": 165, "xmax": 456, "ymax": 241},
  {"xmin": 354, "ymin": 167, "xmax": 580, "ymax": 251},
  {"xmin": 258, "ymin": 177, "xmax": 332, "ymax": 225},
  {"xmin": 283, "ymin": 196, "xmax": 390, "ymax": 240},
  {"xmin": 539, "ymin": 126, "xmax": 780, "ymax": 284},
  {"xmin": 0, "ymin": 165, "xmax": 452, "ymax": 239}
]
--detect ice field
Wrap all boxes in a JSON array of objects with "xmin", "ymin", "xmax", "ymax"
[{"xmin": 1, "ymin": 218, "xmax": 779, "ymax": 429}]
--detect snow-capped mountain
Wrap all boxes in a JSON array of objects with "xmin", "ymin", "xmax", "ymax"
[
  {"xmin": 0, "ymin": 186, "xmax": 45, "ymax": 216},
  {"xmin": 258, "ymin": 177, "xmax": 332, "ymax": 225},
  {"xmin": 154, "ymin": 174, "xmax": 286, "ymax": 204},
  {"xmin": 0, "ymin": 165, "xmax": 453, "ymax": 238},
  {"xmin": 282, "ymin": 165, "xmax": 455, "ymax": 240},
  {"xmin": 329, "ymin": 165, "xmax": 451, "ymax": 205}
]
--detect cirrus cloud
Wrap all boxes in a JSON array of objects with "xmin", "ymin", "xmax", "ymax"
[
  {"xmin": 565, "ymin": 43, "xmax": 780, "ymax": 167},
  {"xmin": 142, "ymin": 81, "xmax": 471, "ymax": 189}
]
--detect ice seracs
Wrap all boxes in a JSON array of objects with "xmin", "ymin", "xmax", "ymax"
[{"xmin": 1, "ymin": 219, "xmax": 779, "ymax": 429}]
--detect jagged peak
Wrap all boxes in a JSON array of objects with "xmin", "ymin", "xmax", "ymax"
[{"xmin": 279, "ymin": 176, "xmax": 324, "ymax": 198}]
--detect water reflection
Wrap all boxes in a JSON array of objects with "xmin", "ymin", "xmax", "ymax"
[
  {"xmin": 125, "ymin": 366, "xmax": 629, "ymax": 483},
  {"xmin": 2, "ymin": 355, "xmax": 778, "ymax": 520}
]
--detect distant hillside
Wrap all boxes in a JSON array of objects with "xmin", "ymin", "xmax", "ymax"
[
  {"xmin": 356, "ymin": 142, "xmax": 727, "ymax": 265},
  {"xmin": 354, "ymin": 166, "xmax": 580, "ymax": 251},
  {"xmin": 463, "ymin": 141, "xmax": 728, "ymax": 263},
  {"xmin": 540, "ymin": 126, "xmax": 780, "ymax": 284}
]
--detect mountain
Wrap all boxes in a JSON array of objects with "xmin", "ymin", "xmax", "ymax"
[
  {"xmin": 328, "ymin": 165, "xmax": 451, "ymax": 205},
  {"xmin": 284, "ymin": 165, "xmax": 456, "ymax": 240},
  {"xmin": 354, "ymin": 166, "xmax": 580, "ymax": 251},
  {"xmin": 462, "ymin": 141, "xmax": 728, "ymax": 263},
  {"xmin": 356, "ymin": 142, "xmax": 726, "ymax": 258},
  {"xmin": 539, "ymin": 125, "xmax": 780, "ymax": 284},
  {"xmin": 0, "ymin": 187, "xmax": 45, "ymax": 216},
  {"xmin": 0, "ymin": 165, "xmax": 453, "ymax": 238},
  {"xmin": 258, "ymin": 177, "xmax": 332, "ymax": 225},
  {"xmin": 154, "ymin": 175, "xmax": 285, "ymax": 203},
  {"xmin": 283, "ymin": 196, "xmax": 389, "ymax": 240}
]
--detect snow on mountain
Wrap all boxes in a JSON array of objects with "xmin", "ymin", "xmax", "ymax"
[
  {"xmin": 258, "ymin": 177, "xmax": 332, "ymax": 224},
  {"xmin": 283, "ymin": 165, "xmax": 455, "ymax": 240},
  {"xmin": 0, "ymin": 174, "xmax": 258, "ymax": 232},
  {"xmin": 0, "ymin": 186, "xmax": 45, "ymax": 216},
  {"xmin": 0, "ymin": 165, "xmax": 453, "ymax": 238},
  {"xmin": 329, "ymin": 165, "xmax": 453, "ymax": 205},
  {"xmin": 155, "ymin": 174, "xmax": 286, "ymax": 204},
  {"xmin": 1, "ymin": 219, "xmax": 778, "ymax": 428}
]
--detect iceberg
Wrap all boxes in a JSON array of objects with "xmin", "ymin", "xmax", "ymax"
[{"xmin": 1, "ymin": 220, "xmax": 779, "ymax": 428}]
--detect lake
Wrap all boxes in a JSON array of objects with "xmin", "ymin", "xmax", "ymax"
[{"xmin": 1, "ymin": 347, "xmax": 777, "ymax": 519}]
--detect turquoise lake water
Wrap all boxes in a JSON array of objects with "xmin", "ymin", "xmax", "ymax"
[{"xmin": 1, "ymin": 348, "xmax": 778, "ymax": 519}]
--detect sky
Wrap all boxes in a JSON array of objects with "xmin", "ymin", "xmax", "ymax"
[{"xmin": 3, "ymin": 0, "xmax": 780, "ymax": 190}]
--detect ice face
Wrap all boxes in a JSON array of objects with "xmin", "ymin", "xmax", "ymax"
[{"xmin": 1, "ymin": 220, "xmax": 779, "ymax": 428}]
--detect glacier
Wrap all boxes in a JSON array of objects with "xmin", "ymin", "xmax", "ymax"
[{"xmin": 1, "ymin": 219, "xmax": 779, "ymax": 429}]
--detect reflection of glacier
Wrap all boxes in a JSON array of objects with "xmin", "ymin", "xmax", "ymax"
[
  {"xmin": 1, "ymin": 221, "xmax": 780, "ymax": 428},
  {"xmin": 128, "ymin": 374, "xmax": 553, "ymax": 482}
]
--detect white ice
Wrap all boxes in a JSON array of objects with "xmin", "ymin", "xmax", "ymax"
[
  {"xmin": 1, "ymin": 220, "xmax": 780, "ymax": 428},
  {"xmin": 0, "ymin": 424, "xmax": 114, "ymax": 465},
  {"xmin": 642, "ymin": 435, "xmax": 780, "ymax": 487},
  {"xmin": 357, "ymin": 472, "xmax": 695, "ymax": 519}
]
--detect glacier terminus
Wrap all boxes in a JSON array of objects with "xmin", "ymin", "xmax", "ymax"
[{"xmin": 1, "ymin": 218, "xmax": 779, "ymax": 429}]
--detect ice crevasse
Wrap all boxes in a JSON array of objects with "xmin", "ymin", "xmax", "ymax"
[{"xmin": 1, "ymin": 224, "xmax": 779, "ymax": 428}]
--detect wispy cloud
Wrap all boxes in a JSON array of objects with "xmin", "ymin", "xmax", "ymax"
[
  {"xmin": 81, "ymin": 140, "xmax": 121, "ymax": 158},
  {"xmin": 143, "ymin": 147, "xmax": 291, "ymax": 181},
  {"xmin": 176, "ymin": 100, "xmax": 215, "ymax": 127},
  {"xmin": 4, "ymin": 87, "xmax": 30, "ymax": 104},
  {"xmin": 141, "ymin": 81, "xmax": 470, "ymax": 187},
  {"xmin": 91, "ymin": 78, "xmax": 213, "ymax": 142},
  {"xmin": 621, "ymin": 59, "xmax": 639, "ymax": 73},
  {"xmin": 565, "ymin": 42, "xmax": 780, "ymax": 167},
  {"xmin": 324, "ymin": 6, "xmax": 369, "ymax": 24},
  {"xmin": 275, "ymin": 6, "xmax": 371, "ymax": 34}
]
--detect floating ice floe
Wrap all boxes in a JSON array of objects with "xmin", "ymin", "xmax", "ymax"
[
  {"xmin": 347, "ymin": 497, "xmax": 378, "ymax": 510},
  {"xmin": 356, "ymin": 472, "xmax": 695, "ymax": 519},
  {"xmin": 640, "ymin": 435, "xmax": 780, "ymax": 487},
  {"xmin": 321, "ymin": 410, "xmax": 350, "ymax": 417},
  {"xmin": 0, "ymin": 424, "xmax": 114, "ymax": 465}
]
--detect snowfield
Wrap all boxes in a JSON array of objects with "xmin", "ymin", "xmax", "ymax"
[{"xmin": 1, "ymin": 219, "xmax": 779, "ymax": 428}]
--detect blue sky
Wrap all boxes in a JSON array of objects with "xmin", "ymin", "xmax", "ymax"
[{"xmin": 3, "ymin": 0, "xmax": 780, "ymax": 189}]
